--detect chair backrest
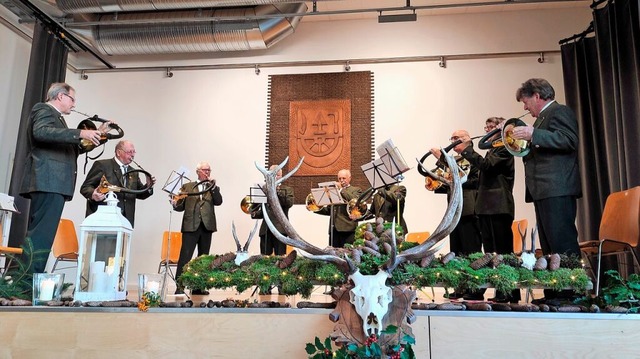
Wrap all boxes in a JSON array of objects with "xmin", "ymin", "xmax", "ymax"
[
  {"xmin": 599, "ymin": 186, "xmax": 640, "ymax": 248},
  {"xmin": 511, "ymin": 219, "xmax": 528, "ymax": 253},
  {"xmin": 405, "ymin": 232, "xmax": 431, "ymax": 244},
  {"xmin": 161, "ymin": 231, "xmax": 182, "ymax": 262},
  {"xmin": 52, "ymin": 219, "xmax": 79, "ymax": 257}
]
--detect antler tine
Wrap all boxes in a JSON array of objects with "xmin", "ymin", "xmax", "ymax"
[
  {"xmin": 531, "ymin": 225, "xmax": 537, "ymax": 252},
  {"xmin": 258, "ymin": 158, "xmax": 342, "ymax": 258},
  {"xmin": 382, "ymin": 218, "xmax": 398, "ymax": 274},
  {"xmin": 231, "ymin": 221, "xmax": 242, "ymax": 252},
  {"xmin": 243, "ymin": 220, "xmax": 260, "ymax": 252},
  {"xmin": 518, "ymin": 222, "xmax": 527, "ymax": 253},
  {"xmin": 386, "ymin": 151, "xmax": 463, "ymax": 270},
  {"xmin": 278, "ymin": 157, "xmax": 304, "ymax": 184}
]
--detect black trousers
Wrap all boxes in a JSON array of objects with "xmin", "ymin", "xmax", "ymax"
[
  {"xmin": 24, "ymin": 192, "xmax": 65, "ymax": 273},
  {"xmin": 330, "ymin": 229, "xmax": 355, "ymax": 249},
  {"xmin": 479, "ymin": 214, "xmax": 514, "ymax": 254},
  {"xmin": 449, "ymin": 215, "xmax": 482, "ymax": 256},
  {"xmin": 260, "ymin": 230, "xmax": 286, "ymax": 256},
  {"xmin": 176, "ymin": 222, "xmax": 212, "ymax": 283},
  {"xmin": 534, "ymin": 195, "xmax": 579, "ymax": 299}
]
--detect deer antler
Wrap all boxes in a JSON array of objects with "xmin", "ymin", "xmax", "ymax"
[
  {"xmin": 257, "ymin": 157, "xmax": 354, "ymax": 273},
  {"xmin": 231, "ymin": 221, "xmax": 242, "ymax": 252},
  {"xmin": 383, "ymin": 150, "xmax": 465, "ymax": 273},
  {"xmin": 243, "ymin": 220, "xmax": 259, "ymax": 252}
]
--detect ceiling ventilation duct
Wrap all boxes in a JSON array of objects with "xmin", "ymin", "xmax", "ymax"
[{"xmin": 37, "ymin": 1, "xmax": 308, "ymax": 55}]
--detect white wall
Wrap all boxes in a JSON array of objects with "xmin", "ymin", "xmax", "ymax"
[
  {"xmin": 0, "ymin": 9, "xmax": 30, "ymax": 193},
  {"xmin": 1, "ymin": 7, "xmax": 592, "ymax": 286}
]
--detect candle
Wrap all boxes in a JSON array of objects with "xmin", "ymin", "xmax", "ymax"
[
  {"xmin": 39, "ymin": 278, "xmax": 56, "ymax": 301},
  {"xmin": 146, "ymin": 280, "xmax": 160, "ymax": 294}
]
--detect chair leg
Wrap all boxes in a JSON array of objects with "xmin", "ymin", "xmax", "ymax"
[
  {"xmin": 595, "ymin": 241, "xmax": 605, "ymax": 297},
  {"xmin": 51, "ymin": 258, "xmax": 60, "ymax": 273}
]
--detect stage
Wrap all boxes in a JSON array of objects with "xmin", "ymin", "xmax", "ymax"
[{"xmin": 0, "ymin": 298, "xmax": 637, "ymax": 358}]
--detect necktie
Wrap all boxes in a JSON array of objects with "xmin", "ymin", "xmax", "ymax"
[{"xmin": 122, "ymin": 165, "xmax": 129, "ymax": 187}]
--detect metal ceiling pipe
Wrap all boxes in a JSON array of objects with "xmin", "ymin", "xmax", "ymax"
[
  {"xmin": 46, "ymin": 0, "xmax": 311, "ymax": 14},
  {"xmin": 67, "ymin": 3, "xmax": 306, "ymax": 55}
]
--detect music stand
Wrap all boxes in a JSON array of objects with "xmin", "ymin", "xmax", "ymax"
[
  {"xmin": 361, "ymin": 158, "xmax": 400, "ymax": 190},
  {"xmin": 249, "ymin": 184, "xmax": 268, "ymax": 205},
  {"xmin": 311, "ymin": 182, "xmax": 344, "ymax": 247},
  {"xmin": 376, "ymin": 139, "xmax": 411, "ymax": 180},
  {"xmin": 160, "ymin": 168, "xmax": 190, "ymax": 299}
]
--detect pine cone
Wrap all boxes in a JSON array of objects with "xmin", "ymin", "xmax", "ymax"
[
  {"xmin": 490, "ymin": 254, "xmax": 504, "ymax": 268},
  {"xmin": 533, "ymin": 256, "xmax": 548, "ymax": 271},
  {"xmin": 351, "ymin": 248, "xmax": 362, "ymax": 264},
  {"xmin": 420, "ymin": 254, "xmax": 435, "ymax": 268},
  {"xmin": 441, "ymin": 252, "xmax": 456, "ymax": 264},
  {"xmin": 364, "ymin": 240, "xmax": 379, "ymax": 252},
  {"xmin": 548, "ymin": 253, "xmax": 561, "ymax": 270},
  {"xmin": 361, "ymin": 247, "xmax": 381, "ymax": 257},
  {"xmin": 276, "ymin": 250, "xmax": 297, "ymax": 269},
  {"xmin": 382, "ymin": 242, "xmax": 393, "ymax": 255},
  {"xmin": 363, "ymin": 231, "xmax": 376, "ymax": 240},
  {"xmin": 239, "ymin": 255, "xmax": 262, "ymax": 267},
  {"xmin": 211, "ymin": 252, "xmax": 237, "ymax": 269},
  {"xmin": 375, "ymin": 223, "xmax": 385, "ymax": 234},
  {"xmin": 376, "ymin": 216, "xmax": 384, "ymax": 226},
  {"xmin": 365, "ymin": 223, "xmax": 373, "ymax": 232},
  {"xmin": 436, "ymin": 303, "xmax": 465, "ymax": 310},
  {"xmin": 470, "ymin": 253, "xmax": 494, "ymax": 270}
]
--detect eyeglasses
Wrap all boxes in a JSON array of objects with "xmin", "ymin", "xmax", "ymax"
[
  {"xmin": 450, "ymin": 136, "xmax": 461, "ymax": 142},
  {"xmin": 484, "ymin": 125, "xmax": 496, "ymax": 131},
  {"xmin": 198, "ymin": 168, "xmax": 211, "ymax": 172},
  {"xmin": 119, "ymin": 149, "xmax": 136, "ymax": 155},
  {"xmin": 62, "ymin": 93, "xmax": 75, "ymax": 103}
]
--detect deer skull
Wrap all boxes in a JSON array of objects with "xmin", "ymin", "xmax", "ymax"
[{"xmin": 349, "ymin": 270, "xmax": 392, "ymax": 336}]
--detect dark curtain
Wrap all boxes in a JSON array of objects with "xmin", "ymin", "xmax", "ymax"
[
  {"xmin": 561, "ymin": 0, "xmax": 640, "ymax": 242},
  {"xmin": 7, "ymin": 20, "xmax": 69, "ymax": 248}
]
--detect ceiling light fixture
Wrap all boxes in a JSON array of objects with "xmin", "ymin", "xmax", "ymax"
[{"xmin": 378, "ymin": 0, "xmax": 417, "ymax": 23}]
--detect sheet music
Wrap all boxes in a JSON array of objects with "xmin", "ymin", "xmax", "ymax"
[
  {"xmin": 312, "ymin": 182, "xmax": 344, "ymax": 206},
  {"xmin": 0, "ymin": 193, "xmax": 18, "ymax": 213},
  {"xmin": 162, "ymin": 167, "xmax": 191, "ymax": 195},
  {"xmin": 377, "ymin": 139, "xmax": 410, "ymax": 178},
  {"xmin": 361, "ymin": 158, "xmax": 399, "ymax": 190},
  {"xmin": 249, "ymin": 184, "xmax": 268, "ymax": 204}
]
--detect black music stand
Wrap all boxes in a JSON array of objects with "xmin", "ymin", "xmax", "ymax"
[
  {"xmin": 376, "ymin": 139, "xmax": 411, "ymax": 180},
  {"xmin": 160, "ymin": 169, "xmax": 190, "ymax": 299},
  {"xmin": 313, "ymin": 182, "xmax": 344, "ymax": 247}
]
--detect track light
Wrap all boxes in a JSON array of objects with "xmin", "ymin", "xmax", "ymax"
[
  {"xmin": 538, "ymin": 52, "xmax": 545, "ymax": 63},
  {"xmin": 438, "ymin": 57, "xmax": 446, "ymax": 68},
  {"xmin": 344, "ymin": 61, "xmax": 351, "ymax": 72},
  {"xmin": 378, "ymin": 10, "xmax": 417, "ymax": 23},
  {"xmin": 166, "ymin": 68, "xmax": 174, "ymax": 78},
  {"xmin": 255, "ymin": 65, "xmax": 261, "ymax": 75},
  {"xmin": 80, "ymin": 70, "xmax": 88, "ymax": 80}
]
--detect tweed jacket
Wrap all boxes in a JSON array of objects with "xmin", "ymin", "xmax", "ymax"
[
  {"xmin": 173, "ymin": 181, "xmax": 223, "ymax": 233},
  {"xmin": 317, "ymin": 185, "xmax": 363, "ymax": 232},
  {"xmin": 460, "ymin": 143, "xmax": 515, "ymax": 216},
  {"xmin": 20, "ymin": 102, "xmax": 84, "ymax": 200},
  {"xmin": 80, "ymin": 158, "xmax": 154, "ymax": 227},
  {"xmin": 523, "ymin": 101, "xmax": 581, "ymax": 202}
]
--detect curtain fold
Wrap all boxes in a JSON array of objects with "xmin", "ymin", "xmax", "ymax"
[
  {"xmin": 561, "ymin": 0, "xmax": 640, "ymax": 244},
  {"xmin": 7, "ymin": 20, "xmax": 69, "ymax": 248}
]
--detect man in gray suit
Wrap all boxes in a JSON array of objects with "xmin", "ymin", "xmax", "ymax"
[
  {"xmin": 171, "ymin": 161, "xmax": 223, "ymax": 295},
  {"xmin": 19, "ymin": 82, "xmax": 112, "ymax": 273},
  {"xmin": 511, "ymin": 78, "xmax": 581, "ymax": 303}
]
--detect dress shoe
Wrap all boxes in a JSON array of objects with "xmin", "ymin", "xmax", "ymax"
[{"xmin": 191, "ymin": 289, "xmax": 210, "ymax": 295}]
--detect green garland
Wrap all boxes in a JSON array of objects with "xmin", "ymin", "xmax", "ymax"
[{"xmin": 178, "ymin": 251, "xmax": 590, "ymax": 298}]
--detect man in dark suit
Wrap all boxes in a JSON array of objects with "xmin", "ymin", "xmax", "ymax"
[
  {"xmin": 19, "ymin": 82, "xmax": 111, "ymax": 273},
  {"xmin": 460, "ymin": 117, "xmax": 519, "ymax": 303},
  {"xmin": 371, "ymin": 184, "xmax": 408, "ymax": 234},
  {"xmin": 80, "ymin": 140, "xmax": 155, "ymax": 227},
  {"xmin": 315, "ymin": 169, "xmax": 363, "ymax": 248},
  {"xmin": 254, "ymin": 165, "xmax": 294, "ymax": 256},
  {"xmin": 511, "ymin": 78, "xmax": 581, "ymax": 303},
  {"xmin": 171, "ymin": 161, "xmax": 223, "ymax": 295}
]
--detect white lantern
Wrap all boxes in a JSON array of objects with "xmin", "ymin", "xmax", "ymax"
[{"xmin": 75, "ymin": 192, "xmax": 133, "ymax": 301}]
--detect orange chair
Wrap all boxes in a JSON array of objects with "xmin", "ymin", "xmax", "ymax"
[
  {"xmin": 50, "ymin": 219, "xmax": 79, "ymax": 273},
  {"xmin": 405, "ymin": 232, "xmax": 431, "ymax": 244},
  {"xmin": 579, "ymin": 186, "xmax": 640, "ymax": 295},
  {"xmin": 0, "ymin": 246, "xmax": 23, "ymax": 278},
  {"xmin": 511, "ymin": 219, "xmax": 528, "ymax": 254},
  {"xmin": 158, "ymin": 231, "xmax": 182, "ymax": 277}
]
